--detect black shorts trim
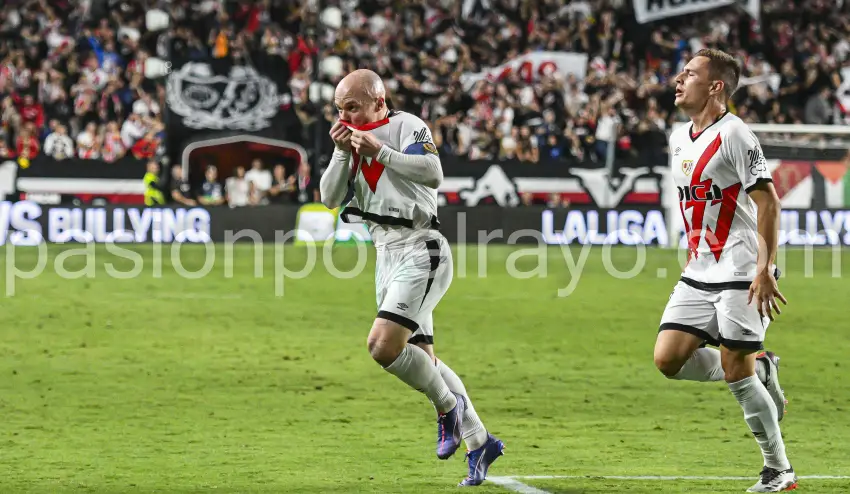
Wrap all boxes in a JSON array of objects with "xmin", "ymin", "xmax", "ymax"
[
  {"xmin": 719, "ymin": 337, "xmax": 764, "ymax": 351},
  {"xmin": 419, "ymin": 239, "xmax": 441, "ymax": 310},
  {"xmin": 680, "ymin": 277, "xmax": 751, "ymax": 292},
  {"xmin": 377, "ymin": 310, "xmax": 419, "ymax": 331},
  {"xmin": 745, "ymin": 177, "xmax": 773, "ymax": 194},
  {"xmin": 340, "ymin": 207, "xmax": 440, "ymax": 230},
  {"xmin": 658, "ymin": 322, "xmax": 721, "ymax": 347},
  {"xmin": 408, "ymin": 334, "xmax": 434, "ymax": 345}
]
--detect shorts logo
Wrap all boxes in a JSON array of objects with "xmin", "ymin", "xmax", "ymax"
[
  {"xmin": 740, "ymin": 328, "xmax": 756, "ymax": 336},
  {"xmin": 423, "ymin": 142, "xmax": 439, "ymax": 155},
  {"xmin": 682, "ymin": 160, "xmax": 695, "ymax": 176},
  {"xmin": 396, "ymin": 302, "xmax": 409, "ymax": 311}
]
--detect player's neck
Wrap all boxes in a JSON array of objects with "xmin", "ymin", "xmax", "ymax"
[{"xmin": 689, "ymin": 100, "xmax": 727, "ymax": 134}]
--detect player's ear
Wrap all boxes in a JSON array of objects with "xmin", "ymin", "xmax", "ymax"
[{"xmin": 711, "ymin": 80, "xmax": 724, "ymax": 96}]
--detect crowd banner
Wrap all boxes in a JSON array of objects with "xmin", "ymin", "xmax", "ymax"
[
  {"xmin": 164, "ymin": 43, "xmax": 302, "ymax": 171},
  {"xmin": 459, "ymin": 52, "xmax": 588, "ymax": 91},
  {"xmin": 438, "ymin": 158, "xmax": 667, "ymax": 209},
  {"xmin": 14, "ymin": 155, "xmax": 148, "ymax": 204},
  {"xmin": 1, "ymin": 201, "xmax": 848, "ymax": 248},
  {"xmin": 633, "ymin": 0, "xmax": 759, "ymax": 24},
  {"xmin": 7, "ymin": 155, "xmax": 848, "ymax": 211}
]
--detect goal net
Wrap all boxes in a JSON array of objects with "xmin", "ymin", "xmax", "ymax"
[{"xmin": 666, "ymin": 123, "xmax": 850, "ymax": 249}]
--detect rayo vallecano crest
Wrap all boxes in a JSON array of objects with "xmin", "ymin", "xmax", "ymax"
[
  {"xmin": 682, "ymin": 159, "xmax": 695, "ymax": 176},
  {"xmin": 166, "ymin": 62, "xmax": 280, "ymax": 131}
]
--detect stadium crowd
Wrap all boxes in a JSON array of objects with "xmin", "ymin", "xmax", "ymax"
[
  {"xmin": 308, "ymin": 0, "xmax": 850, "ymax": 164},
  {"xmin": 1, "ymin": 0, "xmax": 849, "ymax": 205},
  {"xmin": 0, "ymin": 0, "xmax": 167, "ymax": 164}
]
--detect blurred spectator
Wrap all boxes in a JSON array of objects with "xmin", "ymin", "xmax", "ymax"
[
  {"xmin": 516, "ymin": 126, "xmax": 539, "ymax": 163},
  {"xmin": 170, "ymin": 164, "xmax": 196, "ymax": 206},
  {"xmin": 44, "ymin": 124, "xmax": 74, "ymax": 160},
  {"xmin": 805, "ymin": 87, "xmax": 833, "ymax": 125},
  {"xmin": 101, "ymin": 122, "xmax": 125, "ymax": 162},
  {"xmin": 226, "ymin": 166, "xmax": 250, "ymax": 208},
  {"xmin": 245, "ymin": 159, "xmax": 273, "ymax": 196},
  {"xmin": 594, "ymin": 105, "xmax": 621, "ymax": 161},
  {"xmin": 198, "ymin": 165, "xmax": 225, "ymax": 206},
  {"xmin": 121, "ymin": 114, "xmax": 146, "ymax": 149},
  {"xmin": 16, "ymin": 124, "xmax": 39, "ymax": 160},
  {"xmin": 18, "ymin": 94, "xmax": 44, "ymax": 130},
  {"xmin": 0, "ymin": 140, "xmax": 15, "ymax": 160},
  {"xmin": 76, "ymin": 122, "xmax": 99, "ymax": 159},
  {"xmin": 291, "ymin": 162, "xmax": 319, "ymax": 204},
  {"xmin": 131, "ymin": 129, "xmax": 160, "ymax": 160},
  {"xmin": 268, "ymin": 164, "xmax": 295, "ymax": 204}
]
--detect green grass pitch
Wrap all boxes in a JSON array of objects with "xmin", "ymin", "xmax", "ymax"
[{"xmin": 0, "ymin": 244, "xmax": 847, "ymax": 493}]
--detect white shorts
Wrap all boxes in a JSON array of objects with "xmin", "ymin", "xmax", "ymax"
[
  {"xmin": 659, "ymin": 279, "xmax": 769, "ymax": 351},
  {"xmin": 375, "ymin": 235, "xmax": 452, "ymax": 345}
]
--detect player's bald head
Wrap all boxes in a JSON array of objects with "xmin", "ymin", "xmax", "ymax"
[
  {"xmin": 335, "ymin": 69, "xmax": 385, "ymax": 102},
  {"xmin": 334, "ymin": 69, "xmax": 388, "ymax": 126}
]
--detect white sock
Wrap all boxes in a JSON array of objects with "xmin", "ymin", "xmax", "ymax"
[
  {"xmin": 673, "ymin": 347, "xmax": 725, "ymax": 382},
  {"xmin": 728, "ymin": 375, "xmax": 791, "ymax": 471},
  {"xmin": 384, "ymin": 344, "xmax": 457, "ymax": 413},
  {"xmin": 436, "ymin": 359, "xmax": 489, "ymax": 451},
  {"xmin": 673, "ymin": 348, "xmax": 772, "ymax": 385}
]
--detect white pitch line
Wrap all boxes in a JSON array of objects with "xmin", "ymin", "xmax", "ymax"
[
  {"xmin": 488, "ymin": 477, "xmax": 552, "ymax": 494},
  {"xmin": 488, "ymin": 474, "xmax": 850, "ymax": 493},
  {"xmin": 512, "ymin": 475, "xmax": 850, "ymax": 480}
]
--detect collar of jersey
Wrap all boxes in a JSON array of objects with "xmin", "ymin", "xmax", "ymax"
[{"xmin": 339, "ymin": 110, "xmax": 395, "ymax": 132}]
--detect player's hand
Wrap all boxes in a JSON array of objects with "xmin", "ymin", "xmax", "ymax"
[
  {"xmin": 350, "ymin": 130, "xmax": 383, "ymax": 158},
  {"xmin": 330, "ymin": 121, "xmax": 352, "ymax": 151},
  {"xmin": 748, "ymin": 270, "xmax": 787, "ymax": 322}
]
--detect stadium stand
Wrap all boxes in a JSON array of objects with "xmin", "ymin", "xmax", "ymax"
[{"xmin": 0, "ymin": 0, "xmax": 848, "ymax": 200}]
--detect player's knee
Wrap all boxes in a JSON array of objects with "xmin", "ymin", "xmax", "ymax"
[
  {"xmin": 367, "ymin": 335, "xmax": 394, "ymax": 366},
  {"xmin": 720, "ymin": 348, "xmax": 757, "ymax": 383},
  {"xmin": 654, "ymin": 352, "xmax": 683, "ymax": 378},
  {"xmin": 722, "ymin": 362, "xmax": 751, "ymax": 383},
  {"xmin": 366, "ymin": 329, "xmax": 406, "ymax": 367}
]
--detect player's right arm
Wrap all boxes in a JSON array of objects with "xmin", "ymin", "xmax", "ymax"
[{"xmin": 320, "ymin": 122, "xmax": 353, "ymax": 209}]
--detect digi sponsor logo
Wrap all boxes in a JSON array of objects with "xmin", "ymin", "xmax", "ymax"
[{"xmin": 677, "ymin": 184, "xmax": 725, "ymax": 202}]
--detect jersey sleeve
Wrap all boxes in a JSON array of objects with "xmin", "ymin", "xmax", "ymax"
[
  {"xmin": 722, "ymin": 123, "xmax": 772, "ymax": 193},
  {"xmin": 397, "ymin": 116, "xmax": 440, "ymax": 157}
]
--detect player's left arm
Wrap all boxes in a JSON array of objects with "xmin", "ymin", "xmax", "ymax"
[
  {"xmin": 724, "ymin": 125, "xmax": 787, "ymax": 320},
  {"xmin": 375, "ymin": 143, "xmax": 442, "ymax": 188}
]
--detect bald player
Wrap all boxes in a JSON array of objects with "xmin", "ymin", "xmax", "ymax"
[{"xmin": 319, "ymin": 70, "xmax": 505, "ymax": 486}]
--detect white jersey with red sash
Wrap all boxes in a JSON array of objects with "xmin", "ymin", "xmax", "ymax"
[
  {"xmin": 339, "ymin": 110, "xmax": 442, "ymax": 247},
  {"xmin": 669, "ymin": 111, "xmax": 773, "ymax": 288}
]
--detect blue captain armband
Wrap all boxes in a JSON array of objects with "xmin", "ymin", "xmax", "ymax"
[{"xmin": 403, "ymin": 142, "xmax": 440, "ymax": 156}]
